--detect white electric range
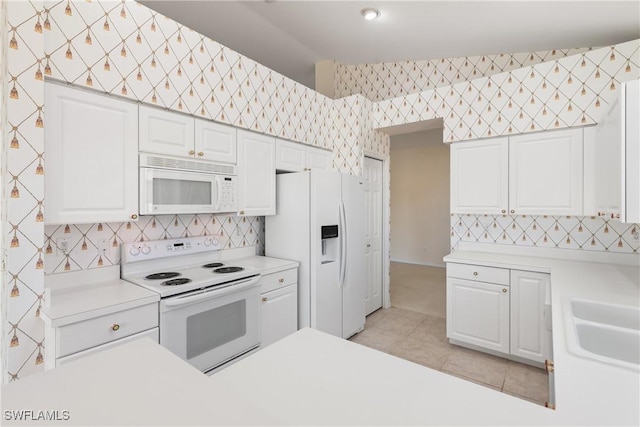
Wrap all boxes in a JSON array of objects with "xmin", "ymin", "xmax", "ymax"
[{"xmin": 120, "ymin": 236, "xmax": 261, "ymax": 374}]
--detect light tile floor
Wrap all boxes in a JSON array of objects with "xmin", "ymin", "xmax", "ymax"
[
  {"xmin": 350, "ymin": 307, "xmax": 550, "ymax": 406},
  {"xmin": 350, "ymin": 262, "xmax": 550, "ymax": 407}
]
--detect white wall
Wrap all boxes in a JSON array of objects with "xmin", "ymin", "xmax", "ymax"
[{"xmin": 390, "ymin": 129, "xmax": 450, "ymax": 267}]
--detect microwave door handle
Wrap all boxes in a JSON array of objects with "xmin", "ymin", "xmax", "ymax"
[
  {"xmin": 215, "ymin": 177, "xmax": 222, "ymax": 211},
  {"xmin": 162, "ymin": 275, "xmax": 261, "ymax": 309},
  {"xmin": 144, "ymin": 169, "xmax": 154, "ymax": 213}
]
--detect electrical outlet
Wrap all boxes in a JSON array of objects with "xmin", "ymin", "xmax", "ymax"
[
  {"xmin": 97, "ymin": 239, "xmax": 109, "ymax": 257},
  {"xmin": 56, "ymin": 238, "xmax": 70, "ymax": 256}
]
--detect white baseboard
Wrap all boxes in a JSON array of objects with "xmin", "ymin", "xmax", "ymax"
[{"xmin": 390, "ymin": 258, "xmax": 446, "ymax": 268}]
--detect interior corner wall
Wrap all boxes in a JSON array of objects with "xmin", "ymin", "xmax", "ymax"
[{"xmin": 390, "ymin": 128, "xmax": 449, "ymax": 267}]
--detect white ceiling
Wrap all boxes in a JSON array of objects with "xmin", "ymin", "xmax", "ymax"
[{"xmin": 139, "ymin": 1, "xmax": 640, "ymax": 90}]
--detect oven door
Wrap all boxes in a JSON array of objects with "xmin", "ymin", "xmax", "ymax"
[
  {"xmin": 159, "ymin": 275, "xmax": 261, "ymax": 373},
  {"xmin": 140, "ymin": 167, "xmax": 217, "ymax": 215}
]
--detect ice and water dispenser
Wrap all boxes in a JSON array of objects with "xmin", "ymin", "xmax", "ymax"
[{"xmin": 321, "ymin": 225, "xmax": 339, "ymax": 264}]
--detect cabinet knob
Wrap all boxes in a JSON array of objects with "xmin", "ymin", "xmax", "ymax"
[
  {"xmin": 131, "ymin": 214, "xmax": 138, "ymax": 220},
  {"xmin": 111, "ymin": 324, "xmax": 120, "ymax": 331},
  {"xmin": 262, "ymin": 297, "xmax": 268, "ymax": 302},
  {"xmin": 198, "ymin": 152, "xmax": 204, "ymax": 157},
  {"xmin": 189, "ymin": 150, "xmax": 195, "ymax": 155},
  {"xmin": 239, "ymin": 210, "xmax": 245, "ymax": 215},
  {"xmin": 502, "ymin": 288, "xmax": 507, "ymax": 293},
  {"xmin": 510, "ymin": 210, "xmax": 515, "ymax": 214},
  {"xmin": 473, "ymin": 271, "xmax": 478, "ymax": 276},
  {"xmin": 501, "ymin": 209, "xmax": 506, "ymax": 214},
  {"xmin": 279, "ymin": 278, "xmax": 284, "ymax": 283},
  {"xmin": 366, "ymin": 244, "xmax": 371, "ymax": 248},
  {"xmin": 545, "ymin": 359, "xmax": 555, "ymax": 373}
]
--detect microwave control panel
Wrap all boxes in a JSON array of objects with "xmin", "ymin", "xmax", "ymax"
[{"xmin": 218, "ymin": 176, "xmax": 237, "ymax": 212}]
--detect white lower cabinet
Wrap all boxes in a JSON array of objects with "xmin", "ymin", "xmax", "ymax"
[
  {"xmin": 510, "ymin": 270, "xmax": 550, "ymax": 363},
  {"xmin": 446, "ymin": 262, "xmax": 551, "ymax": 363},
  {"xmin": 260, "ymin": 268, "xmax": 298, "ymax": 348},
  {"xmin": 447, "ymin": 277, "xmax": 510, "ymax": 353}
]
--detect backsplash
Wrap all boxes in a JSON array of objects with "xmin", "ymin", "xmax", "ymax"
[
  {"xmin": 451, "ymin": 214, "xmax": 639, "ymax": 254},
  {"xmin": 336, "ymin": 48, "xmax": 590, "ymax": 102},
  {"xmin": 44, "ymin": 215, "xmax": 264, "ymax": 275}
]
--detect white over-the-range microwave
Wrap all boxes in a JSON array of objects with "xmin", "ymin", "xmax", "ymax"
[{"xmin": 139, "ymin": 153, "xmax": 237, "ymax": 215}]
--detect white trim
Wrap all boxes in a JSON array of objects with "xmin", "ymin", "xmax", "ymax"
[
  {"xmin": 457, "ymin": 241, "xmax": 639, "ymax": 266},
  {"xmin": 390, "ymin": 258, "xmax": 446, "ymax": 268}
]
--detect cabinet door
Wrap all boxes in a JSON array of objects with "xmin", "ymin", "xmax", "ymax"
[
  {"xmin": 450, "ymin": 137, "xmax": 509, "ymax": 214},
  {"xmin": 237, "ymin": 130, "xmax": 276, "ymax": 216},
  {"xmin": 139, "ymin": 105, "xmax": 194, "ymax": 158},
  {"xmin": 509, "ymin": 129, "xmax": 583, "ymax": 215},
  {"xmin": 510, "ymin": 270, "xmax": 550, "ymax": 363},
  {"xmin": 306, "ymin": 146, "xmax": 333, "ymax": 171},
  {"xmin": 261, "ymin": 284, "xmax": 298, "ymax": 348},
  {"xmin": 44, "ymin": 83, "xmax": 138, "ymax": 224},
  {"xmin": 276, "ymin": 138, "xmax": 306, "ymax": 172},
  {"xmin": 625, "ymin": 79, "xmax": 640, "ymax": 223},
  {"xmin": 194, "ymin": 118, "xmax": 237, "ymax": 164},
  {"xmin": 446, "ymin": 277, "xmax": 510, "ymax": 354}
]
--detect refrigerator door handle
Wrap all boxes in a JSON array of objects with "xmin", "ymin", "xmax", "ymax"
[{"xmin": 339, "ymin": 200, "xmax": 347, "ymax": 288}]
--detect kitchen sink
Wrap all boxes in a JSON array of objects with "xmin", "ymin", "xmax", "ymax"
[
  {"xmin": 566, "ymin": 298, "xmax": 640, "ymax": 371},
  {"xmin": 571, "ymin": 299, "xmax": 640, "ymax": 330}
]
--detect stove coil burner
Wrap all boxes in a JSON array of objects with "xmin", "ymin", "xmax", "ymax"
[
  {"xmin": 213, "ymin": 266, "xmax": 244, "ymax": 274},
  {"xmin": 202, "ymin": 262, "xmax": 224, "ymax": 269},
  {"xmin": 145, "ymin": 272, "xmax": 180, "ymax": 280},
  {"xmin": 162, "ymin": 278, "xmax": 192, "ymax": 286}
]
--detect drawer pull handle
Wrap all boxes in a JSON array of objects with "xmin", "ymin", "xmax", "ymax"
[
  {"xmin": 279, "ymin": 278, "xmax": 284, "ymax": 283},
  {"xmin": 502, "ymin": 288, "xmax": 507, "ymax": 293},
  {"xmin": 262, "ymin": 297, "xmax": 268, "ymax": 302},
  {"xmin": 473, "ymin": 272, "xmax": 478, "ymax": 276},
  {"xmin": 111, "ymin": 324, "xmax": 120, "ymax": 331}
]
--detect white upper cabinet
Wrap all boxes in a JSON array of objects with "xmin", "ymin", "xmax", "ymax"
[
  {"xmin": 585, "ymin": 79, "xmax": 639, "ymax": 223},
  {"xmin": 276, "ymin": 139, "xmax": 306, "ymax": 172},
  {"xmin": 509, "ymin": 128, "xmax": 583, "ymax": 216},
  {"xmin": 44, "ymin": 83, "xmax": 139, "ymax": 224},
  {"xmin": 237, "ymin": 130, "xmax": 276, "ymax": 216},
  {"xmin": 276, "ymin": 138, "xmax": 333, "ymax": 172},
  {"xmin": 450, "ymin": 137, "xmax": 509, "ymax": 214},
  {"xmin": 139, "ymin": 105, "xmax": 194, "ymax": 158},
  {"xmin": 194, "ymin": 118, "xmax": 237, "ymax": 164}
]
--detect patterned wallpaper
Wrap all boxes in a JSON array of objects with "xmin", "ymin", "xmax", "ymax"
[
  {"xmin": 335, "ymin": 48, "xmax": 590, "ymax": 102},
  {"xmin": 3, "ymin": 0, "xmax": 638, "ymax": 383},
  {"xmin": 451, "ymin": 214, "xmax": 639, "ymax": 254}
]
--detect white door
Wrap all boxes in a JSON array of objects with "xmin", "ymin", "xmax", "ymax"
[
  {"xmin": 364, "ymin": 157, "xmax": 383, "ymax": 315},
  {"xmin": 446, "ymin": 277, "xmax": 510, "ymax": 354},
  {"xmin": 260, "ymin": 284, "xmax": 298, "ymax": 347},
  {"xmin": 139, "ymin": 105, "xmax": 195, "ymax": 158},
  {"xmin": 509, "ymin": 128, "xmax": 583, "ymax": 216},
  {"xmin": 237, "ymin": 130, "xmax": 276, "ymax": 216},
  {"xmin": 510, "ymin": 270, "xmax": 550, "ymax": 363},
  {"xmin": 450, "ymin": 137, "xmax": 509, "ymax": 214},
  {"xmin": 341, "ymin": 174, "xmax": 366, "ymax": 338},
  {"xmin": 194, "ymin": 118, "xmax": 237, "ymax": 164},
  {"xmin": 44, "ymin": 83, "xmax": 139, "ymax": 224}
]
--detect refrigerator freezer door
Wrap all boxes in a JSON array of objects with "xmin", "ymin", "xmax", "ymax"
[
  {"xmin": 311, "ymin": 171, "xmax": 343, "ymax": 338},
  {"xmin": 341, "ymin": 174, "xmax": 366, "ymax": 338}
]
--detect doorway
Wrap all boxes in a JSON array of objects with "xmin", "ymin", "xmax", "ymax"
[{"xmin": 363, "ymin": 156, "xmax": 383, "ymax": 315}]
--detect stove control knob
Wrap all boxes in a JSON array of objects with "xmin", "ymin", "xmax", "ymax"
[
  {"xmin": 141, "ymin": 245, "xmax": 151, "ymax": 255},
  {"xmin": 204, "ymin": 238, "xmax": 212, "ymax": 247},
  {"xmin": 129, "ymin": 246, "xmax": 140, "ymax": 256},
  {"xmin": 212, "ymin": 238, "xmax": 219, "ymax": 246}
]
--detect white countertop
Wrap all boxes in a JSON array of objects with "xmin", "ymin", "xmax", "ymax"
[{"xmin": 43, "ymin": 266, "xmax": 159, "ymax": 327}]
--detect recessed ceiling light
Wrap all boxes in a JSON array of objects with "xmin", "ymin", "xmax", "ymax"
[{"xmin": 361, "ymin": 8, "xmax": 381, "ymax": 21}]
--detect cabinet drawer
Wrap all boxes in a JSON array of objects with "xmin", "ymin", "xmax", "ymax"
[
  {"xmin": 57, "ymin": 303, "xmax": 158, "ymax": 358},
  {"xmin": 447, "ymin": 263, "xmax": 509, "ymax": 285},
  {"xmin": 261, "ymin": 268, "xmax": 297, "ymax": 294}
]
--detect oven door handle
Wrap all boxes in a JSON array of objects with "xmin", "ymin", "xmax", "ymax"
[{"xmin": 162, "ymin": 275, "xmax": 261, "ymax": 309}]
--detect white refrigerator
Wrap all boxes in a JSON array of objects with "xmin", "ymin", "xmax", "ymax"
[{"xmin": 266, "ymin": 170, "xmax": 366, "ymax": 339}]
